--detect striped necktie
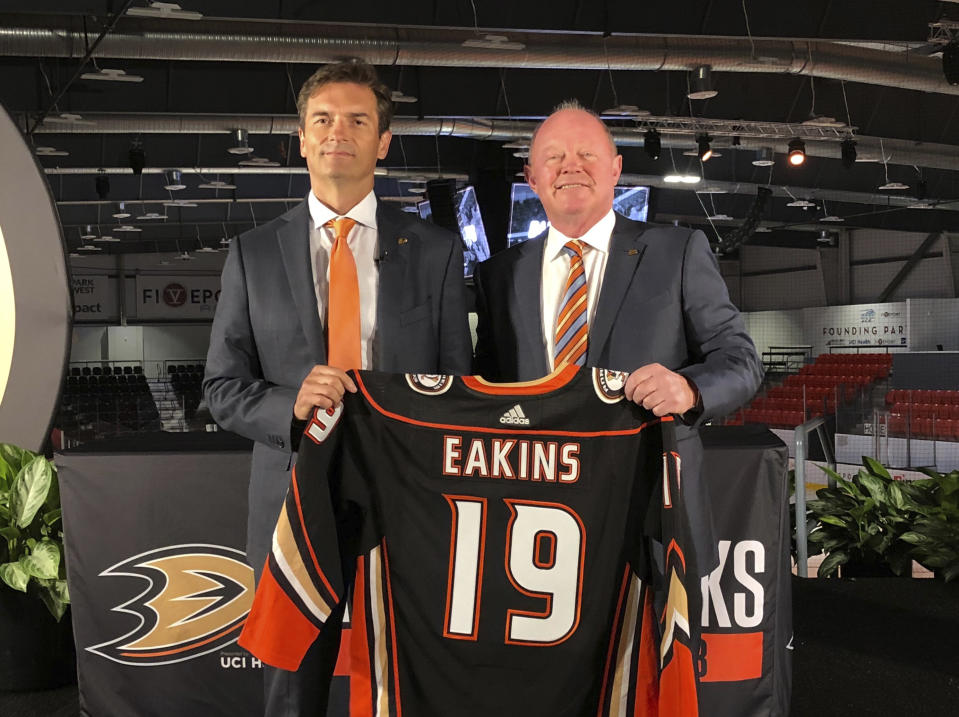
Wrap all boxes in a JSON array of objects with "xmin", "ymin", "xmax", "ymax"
[
  {"xmin": 325, "ymin": 217, "xmax": 361, "ymax": 370},
  {"xmin": 553, "ymin": 240, "xmax": 588, "ymax": 367}
]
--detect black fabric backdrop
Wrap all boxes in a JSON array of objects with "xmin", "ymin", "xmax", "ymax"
[{"xmin": 57, "ymin": 426, "xmax": 789, "ymax": 717}]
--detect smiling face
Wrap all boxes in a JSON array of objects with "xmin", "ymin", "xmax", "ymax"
[
  {"xmin": 525, "ymin": 109, "xmax": 622, "ymax": 238},
  {"xmin": 298, "ymin": 81, "xmax": 392, "ymax": 201}
]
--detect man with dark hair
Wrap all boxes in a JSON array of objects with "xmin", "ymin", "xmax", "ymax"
[{"xmin": 204, "ymin": 58, "xmax": 471, "ymax": 715}]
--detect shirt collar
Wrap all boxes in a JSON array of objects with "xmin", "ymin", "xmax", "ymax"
[
  {"xmin": 307, "ymin": 189, "xmax": 378, "ymax": 232},
  {"xmin": 544, "ymin": 209, "xmax": 616, "ymax": 261}
]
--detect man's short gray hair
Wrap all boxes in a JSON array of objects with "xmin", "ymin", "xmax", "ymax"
[{"xmin": 528, "ymin": 99, "xmax": 618, "ymax": 156}]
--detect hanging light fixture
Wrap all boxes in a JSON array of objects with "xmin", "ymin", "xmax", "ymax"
[
  {"xmin": 696, "ymin": 134, "xmax": 713, "ymax": 162},
  {"xmin": 643, "ymin": 129, "xmax": 661, "ymax": 160},
  {"xmin": 787, "ymin": 138, "xmax": 806, "ymax": 166},
  {"xmin": 840, "ymin": 139, "xmax": 857, "ymax": 169},
  {"xmin": 687, "ymin": 65, "xmax": 718, "ymax": 100}
]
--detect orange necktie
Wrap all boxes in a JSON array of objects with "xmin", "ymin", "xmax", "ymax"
[{"xmin": 326, "ymin": 217, "xmax": 361, "ymax": 370}]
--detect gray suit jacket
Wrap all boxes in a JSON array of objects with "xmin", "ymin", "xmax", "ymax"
[
  {"xmin": 204, "ymin": 198, "xmax": 472, "ymax": 571},
  {"xmin": 473, "ymin": 214, "xmax": 763, "ymax": 423}
]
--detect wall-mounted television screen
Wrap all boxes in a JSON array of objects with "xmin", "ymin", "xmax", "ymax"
[
  {"xmin": 416, "ymin": 185, "xmax": 490, "ymax": 277},
  {"xmin": 507, "ymin": 183, "xmax": 650, "ymax": 246}
]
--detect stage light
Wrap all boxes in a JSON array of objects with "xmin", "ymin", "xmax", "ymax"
[
  {"xmin": 128, "ymin": 141, "xmax": 146, "ymax": 175},
  {"xmin": 787, "ymin": 138, "xmax": 806, "ymax": 166},
  {"xmin": 643, "ymin": 129, "xmax": 661, "ymax": 160},
  {"xmin": 696, "ymin": 135, "xmax": 713, "ymax": 162},
  {"xmin": 95, "ymin": 170, "xmax": 110, "ymax": 199},
  {"xmin": 840, "ymin": 139, "xmax": 856, "ymax": 169}
]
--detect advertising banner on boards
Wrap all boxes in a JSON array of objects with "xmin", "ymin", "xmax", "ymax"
[
  {"xmin": 72, "ymin": 274, "xmax": 119, "ymax": 321},
  {"xmin": 135, "ymin": 275, "xmax": 221, "ymax": 320},
  {"xmin": 58, "ymin": 443, "xmax": 263, "ymax": 717}
]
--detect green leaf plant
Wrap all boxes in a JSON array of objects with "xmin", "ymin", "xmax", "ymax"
[
  {"xmin": 805, "ymin": 457, "xmax": 924, "ymax": 578},
  {"xmin": 0, "ymin": 443, "xmax": 70, "ymax": 620},
  {"xmin": 899, "ymin": 468, "xmax": 959, "ymax": 583}
]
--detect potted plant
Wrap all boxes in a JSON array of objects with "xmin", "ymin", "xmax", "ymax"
[
  {"xmin": 805, "ymin": 457, "xmax": 921, "ymax": 578},
  {"xmin": 900, "ymin": 467, "xmax": 959, "ymax": 583},
  {"xmin": 0, "ymin": 442, "xmax": 73, "ymax": 690}
]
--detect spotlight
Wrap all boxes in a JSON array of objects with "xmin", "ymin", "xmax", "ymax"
[
  {"xmin": 787, "ymin": 138, "xmax": 806, "ymax": 166},
  {"xmin": 688, "ymin": 65, "xmax": 718, "ymax": 100},
  {"xmin": 696, "ymin": 134, "xmax": 713, "ymax": 162},
  {"xmin": 643, "ymin": 129, "xmax": 661, "ymax": 160},
  {"xmin": 128, "ymin": 140, "xmax": 146, "ymax": 175},
  {"xmin": 94, "ymin": 170, "xmax": 110, "ymax": 199},
  {"xmin": 840, "ymin": 139, "xmax": 856, "ymax": 169},
  {"xmin": 943, "ymin": 41, "xmax": 959, "ymax": 86}
]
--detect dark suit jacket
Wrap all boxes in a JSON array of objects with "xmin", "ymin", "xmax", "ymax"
[
  {"xmin": 473, "ymin": 214, "xmax": 763, "ymax": 423},
  {"xmin": 204, "ymin": 198, "xmax": 472, "ymax": 571}
]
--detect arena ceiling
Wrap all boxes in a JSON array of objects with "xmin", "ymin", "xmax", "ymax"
[{"xmin": 2, "ymin": 0, "xmax": 959, "ymax": 257}]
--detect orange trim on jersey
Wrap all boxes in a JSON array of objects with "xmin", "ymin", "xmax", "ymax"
[
  {"xmin": 658, "ymin": 641, "xmax": 699, "ymax": 716},
  {"xmin": 122, "ymin": 620, "xmax": 244, "ymax": 658},
  {"xmin": 290, "ymin": 465, "xmax": 340, "ymax": 602},
  {"xmin": 460, "ymin": 362, "xmax": 579, "ymax": 395},
  {"xmin": 597, "ymin": 565, "xmax": 631, "ymax": 717},
  {"xmin": 633, "ymin": 588, "xmax": 659, "ymax": 716},
  {"xmin": 238, "ymin": 564, "xmax": 319, "ymax": 672},
  {"xmin": 355, "ymin": 373, "xmax": 657, "ymax": 438},
  {"xmin": 665, "ymin": 538, "xmax": 687, "ymax": 573},
  {"xmin": 381, "ymin": 540, "xmax": 403, "ymax": 717},
  {"xmin": 348, "ymin": 556, "xmax": 375, "ymax": 716},
  {"xmin": 700, "ymin": 632, "xmax": 763, "ymax": 682}
]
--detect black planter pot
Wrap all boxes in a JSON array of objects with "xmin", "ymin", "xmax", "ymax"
[{"xmin": 0, "ymin": 588, "xmax": 76, "ymax": 691}]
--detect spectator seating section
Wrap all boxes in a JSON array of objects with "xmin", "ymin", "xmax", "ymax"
[
  {"xmin": 169, "ymin": 363, "xmax": 204, "ymax": 420},
  {"xmin": 57, "ymin": 363, "xmax": 160, "ymax": 436},
  {"xmin": 730, "ymin": 352, "xmax": 893, "ymax": 429},
  {"xmin": 885, "ymin": 389, "xmax": 959, "ymax": 441}
]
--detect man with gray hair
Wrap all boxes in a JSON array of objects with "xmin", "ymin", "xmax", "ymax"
[
  {"xmin": 204, "ymin": 58, "xmax": 471, "ymax": 715},
  {"xmin": 474, "ymin": 98, "xmax": 761, "ymax": 424}
]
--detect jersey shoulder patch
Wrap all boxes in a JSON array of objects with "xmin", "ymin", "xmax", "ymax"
[
  {"xmin": 592, "ymin": 367, "xmax": 628, "ymax": 404},
  {"xmin": 406, "ymin": 373, "xmax": 454, "ymax": 395}
]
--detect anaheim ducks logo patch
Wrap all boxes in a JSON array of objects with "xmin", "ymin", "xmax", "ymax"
[
  {"xmin": 406, "ymin": 373, "xmax": 453, "ymax": 395},
  {"xmin": 87, "ymin": 544, "xmax": 255, "ymax": 666},
  {"xmin": 592, "ymin": 367, "xmax": 629, "ymax": 403}
]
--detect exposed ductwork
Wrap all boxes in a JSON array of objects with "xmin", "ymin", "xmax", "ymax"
[
  {"xmin": 26, "ymin": 113, "xmax": 959, "ymax": 172},
  {"xmin": 0, "ymin": 18, "xmax": 956, "ymax": 96}
]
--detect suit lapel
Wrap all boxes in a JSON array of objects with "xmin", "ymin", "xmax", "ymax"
[
  {"xmin": 276, "ymin": 201, "xmax": 327, "ymax": 362},
  {"xmin": 590, "ymin": 216, "xmax": 648, "ymax": 361},
  {"xmin": 373, "ymin": 202, "xmax": 411, "ymax": 370},
  {"xmin": 512, "ymin": 238, "xmax": 550, "ymax": 378}
]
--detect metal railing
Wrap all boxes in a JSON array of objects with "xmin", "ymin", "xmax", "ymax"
[{"xmin": 794, "ymin": 417, "xmax": 837, "ymax": 578}]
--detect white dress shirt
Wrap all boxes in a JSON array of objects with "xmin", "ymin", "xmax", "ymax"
[
  {"xmin": 307, "ymin": 190, "xmax": 379, "ymax": 370},
  {"xmin": 540, "ymin": 209, "xmax": 616, "ymax": 371}
]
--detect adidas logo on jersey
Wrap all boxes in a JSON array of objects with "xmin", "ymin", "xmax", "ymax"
[{"xmin": 499, "ymin": 404, "xmax": 530, "ymax": 425}]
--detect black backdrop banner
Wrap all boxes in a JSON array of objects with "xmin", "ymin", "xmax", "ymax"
[
  {"xmin": 58, "ymin": 446, "xmax": 264, "ymax": 717},
  {"xmin": 698, "ymin": 426, "xmax": 792, "ymax": 717},
  {"xmin": 57, "ymin": 427, "xmax": 789, "ymax": 717}
]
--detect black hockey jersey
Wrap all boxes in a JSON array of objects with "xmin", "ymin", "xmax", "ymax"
[{"xmin": 239, "ymin": 365, "xmax": 700, "ymax": 716}]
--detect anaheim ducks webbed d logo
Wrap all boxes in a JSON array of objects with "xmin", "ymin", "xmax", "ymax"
[{"xmin": 88, "ymin": 544, "xmax": 255, "ymax": 666}]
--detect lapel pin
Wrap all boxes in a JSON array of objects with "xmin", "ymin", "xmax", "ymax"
[
  {"xmin": 627, "ymin": 248, "xmax": 638, "ymax": 256},
  {"xmin": 397, "ymin": 237, "xmax": 408, "ymax": 245}
]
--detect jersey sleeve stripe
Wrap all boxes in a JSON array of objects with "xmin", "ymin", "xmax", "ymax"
[
  {"xmin": 290, "ymin": 466, "xmax": 341, "ymax": 602},
  {"xmin": 348, "ymin": 555, "xmax": 376, "ymax": 717},
  {"xmin": 632, "ymin": 587, "xmax": 660, "ymax": 715},
  {"xmin": 379, "ymin": 541, "xmax": 403, "ymax": 717},
  {"xmin": 366, "ymin": 546, "xmax": 392, "ymax": 716},
  {"xmin": 608, "ymin": 574, "xmax": 643, "ymax": 717},
  {"xmin": 272, "ymin": 506, "xmax": 334, "ymax": 624},
  {"xmin": 237, "ymin": 556, "xmax": 320, "ymax": 672}
]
